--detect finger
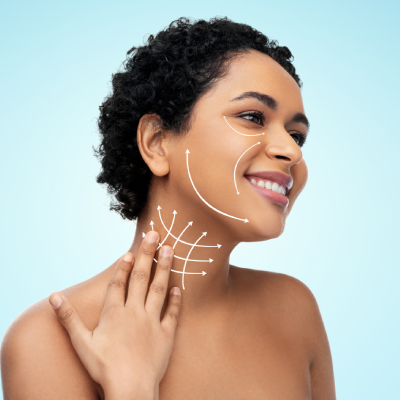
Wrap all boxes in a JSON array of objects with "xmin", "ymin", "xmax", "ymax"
[
  {"xmin": 126, "ymin": 231, "xmax": 159, "ymax": 308},
  {"xmin": 145, "ymin": 245, "xmax": 174, "ymax": 316},
  {"xmin": 161, "ymin": 287, "xmax": 181, "ymax": 334},
  {"xmin": 49, "ymin": 292, "xmax": 90, "ymax": 348},
  {"xmin": 103, "ymin": 253, "xmax": 135, "ymax": 310}
]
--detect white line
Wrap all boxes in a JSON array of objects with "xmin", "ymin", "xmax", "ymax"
[
  {"xmin": 182, "ymin": 232, "xmax": 207, "ymax": 290},
  {"xmin": 173, "ymin": 221, "xmax": 192, "ymax": 249},
  {"xmin": 144, "ymin": 228, "xmax": 221, "ymax": 252},
  {"xmin": 157, "ymin": 211, "xmax": 176, "ymax": 250},
  {"xmin": 173, "ymin": 269, "xmax": 206, "ymax": 275},
  {"xmin": 158, "ymin": 206, "xmax": 222, "ymax": 248},
  {"xmin": 152, "ymin": 258, "xmax": 206, "ymax": 275},
  {"xmin": 186, "ymin": 151, "xmax": 249, "ymax": 223},
  {"xmin": 234, "ymin": 142, "xmax": 261, "ymax": 194},
  {"xmin": 224, "ymin": 116, "xmax": 265, "ymax": 136},
  {"xmin": 174, "ymin": 255, "xmax": 213, "ymax": 263}
]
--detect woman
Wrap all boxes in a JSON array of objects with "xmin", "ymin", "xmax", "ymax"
[{"xmin": 1, "ymin": 17, "xmax": 336, "ymax": 399}]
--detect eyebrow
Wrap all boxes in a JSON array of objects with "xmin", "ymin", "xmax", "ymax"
[
  {"xmin": 230, "ymin": 91, "xmax": 277, "ymax": 110},
  {"xmin": 291, "ymin": 112, "xmax": 310, "ymax": 130},
  {"xmin": 231, "ymin": 91, "xmax": 310, "ymax": 130}
]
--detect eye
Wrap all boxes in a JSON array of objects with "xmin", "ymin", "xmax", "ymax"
[
  {"xmin": 240, "ymin": 111, "xmax": 265, "ymax": 125},
  {"xmin": 290, "ymin": 132, "xmax": 307, "ymax": 147}
]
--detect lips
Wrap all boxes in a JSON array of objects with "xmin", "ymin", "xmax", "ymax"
[{"xmin": 244, "ymin": 171, "xmax": 293, "ymax": 192}]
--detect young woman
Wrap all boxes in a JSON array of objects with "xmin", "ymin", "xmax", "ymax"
[{"xmin": 1, "ymin": 17, "xmax": 336, "ymax": 399}]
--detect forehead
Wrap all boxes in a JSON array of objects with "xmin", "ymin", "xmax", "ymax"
[{"xmin": 201, "ymin": 49, "xmax": 304, "ymax": 112}]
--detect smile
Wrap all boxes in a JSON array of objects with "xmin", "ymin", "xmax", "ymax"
[
  {"xmin": 249, "ymin": 178, "xmax": 287, "ymax": 195},
  {"xmin": 244, "ymin": 173, "xmax": 291, "ymax": 207}
]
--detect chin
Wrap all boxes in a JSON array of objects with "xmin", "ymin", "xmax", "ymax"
[
  {"xmin": 257, "ymin": 220, "xmax": 286, "ymax": 241},
  {"xmin": 235, "ymin": 213, "xmax": 286, "ymax": 243}
]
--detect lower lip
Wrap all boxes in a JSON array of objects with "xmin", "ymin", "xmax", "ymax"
[{"xmin": 246, "ymin": 178, "xmax": 289, "ymax": 206}]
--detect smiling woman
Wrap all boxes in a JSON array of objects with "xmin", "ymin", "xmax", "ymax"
[{"xmin": 1, "ymin": 17, "xmax": 336, "ymax": 400}]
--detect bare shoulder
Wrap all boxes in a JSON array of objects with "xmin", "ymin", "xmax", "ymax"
[
  {"xmin": 1, "ymin": 281, "xmax": 104, "ymax": 399},
  {"xmin": 231, "ymin": 266, "xmax": 337, "ymax": 399},
  {"xmin": 231, "ymin": 265, "xmax": 318, "ymax": 312},
  {"xmin": 231, "ymin": 266, "xmax": 331, "ymax": 349}
]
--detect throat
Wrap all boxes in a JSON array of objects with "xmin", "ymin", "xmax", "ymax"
[{"xmin": 128, "ymin": 203, "xmax": 237, "ymax": 312}]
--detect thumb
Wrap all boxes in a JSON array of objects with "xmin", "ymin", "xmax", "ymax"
[{"xmin": 49, "ymin": 292, "xmax": 90, "ymax": 346}]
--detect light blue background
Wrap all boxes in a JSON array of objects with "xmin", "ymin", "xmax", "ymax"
[{"xmin": 1, "ymin": 1, "xmax": 399, "ymax": 398}]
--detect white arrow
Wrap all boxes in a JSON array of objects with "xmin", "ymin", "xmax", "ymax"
[
  {"xmin": 173, "ymin": 221, "xmax": 192, "ymax": 249},
  {"xmin": 150, "ymin": 221, "xmax": 154, "ymax": 230},
  {"xmin": 158, "ymin": 206, "xmax": 222, "ymax": 248},
  {"xmin": 152, "ymin": 258, "xmax": 206, "ymax": 275},
  {"xmin": 182, "ymin": 232, "xmax": 207, "ymax": 290},
  {"xmin": 224, "ymin": 116, "xmax": 265, "ymax": 136},
  {"xmin": 174, "ymin": 256, "xmax": 213, "ymax": 263},
  {"xmin": 148, "ymin": 245, "xmax": 213, "ymax": 263},
  {"xmin": 186, "ymin": 151, "xmax": 249, "ymax": 223},
  {"xmin": 157, "ymin": 210, "xmax": 177, "ymax": 250},
  {"xmin": 173, "ymin": 269, "xmax": 207, "ymax": 276},
  {"xmin": 234, "ymin": 142, "xmax": 261, "ymax": 194}
]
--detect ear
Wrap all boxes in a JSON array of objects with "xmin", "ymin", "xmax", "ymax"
[{"xmin": 137, "ymin": 114, "xmax": 170, "ymax": 176}]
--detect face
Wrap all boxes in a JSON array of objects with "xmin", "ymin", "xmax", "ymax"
[{"xmin": 164, "ymin": 50, "xmax": 309, "ymax": 243}]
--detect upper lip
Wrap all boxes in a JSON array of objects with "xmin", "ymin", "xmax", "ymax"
[{"xmin": 245, "ymin": 171, "xmax": 293, "ymax": 191}]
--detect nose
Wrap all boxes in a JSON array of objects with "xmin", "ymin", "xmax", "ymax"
[{"xmin": 264, "ymin": 127, "xmax": 303, "ymax": 167}]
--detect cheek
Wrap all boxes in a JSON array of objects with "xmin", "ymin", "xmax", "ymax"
[
  {"xmin": 184, "ymin": 123, "xmax": 242, "ymax": 182},
  {"xmin": 167, "ymin": 126, "xmax": 249, "ymax": 222},
  {"xmin": 287, "ymin": 159, "xmax": 308, "ymax": 213}
]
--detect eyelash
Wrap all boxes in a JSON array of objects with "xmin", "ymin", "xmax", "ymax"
[
  {"xmin": 239, "ymin": 111, "xmax": 308, "ymax": 148},
  {"xmin": 239, "ymin": 111, "xmax": 266, "ymax": 125}
]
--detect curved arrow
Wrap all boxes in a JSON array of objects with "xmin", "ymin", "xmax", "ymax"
[
  {"xmin": 152, "ymin": 258, "xmax": 206, "ymax": 275},
  {"xmin": 182, "ymin": 232, "xmax": 207, "ymax": 290},
  {"xmin": 157, "ymin": 206, "xmax": 222, "ymax": 248},
  {"xmin": 186, "ymin": 151, "xmax": 249, "ymax": 223},
  {"xmin": 157, "ymin": 210, "xmax": 177, "ymax": 250},
  {"xmin": 234, "ymin": 142, "xmax": 261, "ymax": 194},
  {"xmin": 224, "ymin": 116, "xmax": 265, "ymax": 136},
  {"xmin": 173, "ymin": 221, "xmax": 193, "ymax": 249}
]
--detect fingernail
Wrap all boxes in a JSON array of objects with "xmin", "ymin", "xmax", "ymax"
[
  {"xmin": 49, "ymin": 293, "xmax": 63, "ymax": 309},
  {"xmin": 160, "ymin": 246, "xmax": 171, "ymax": 257},
  {"xmin": 172, "ymin": 287, "xmax": 180, "ymax": 295},
  {"xmin": 123, "ymin": 252, "xmax": 133, "ymax": 262},
  {"xmin": 147, "ymin": 231, "xmax": 158, "ymax": 243}
]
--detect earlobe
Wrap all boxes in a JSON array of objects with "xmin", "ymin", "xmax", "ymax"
[{"xmin": 137, "ymin": 114, "xmax": 170, "ymax": 177}]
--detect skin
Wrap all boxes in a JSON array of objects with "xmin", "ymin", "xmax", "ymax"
[{"xmin": 1, "ymin": 50, "xmax": 336, "ymax": 399}]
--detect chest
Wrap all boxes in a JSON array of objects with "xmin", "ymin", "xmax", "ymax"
[{"xmin": 159, "ymin": 318, "xmax": 311, "ymax": 400}]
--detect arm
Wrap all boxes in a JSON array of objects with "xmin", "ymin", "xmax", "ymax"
[
  {"xmin": 1, "ymin": 304, "xmax": 98, "ymax": 399},
  {"xmin": 1, "ymin": 231, "xmax": 180, "ymax": 400},
  {"xmin": 47, "ymin": 231, "xmax": 180, "ymax": 400},
  {"xmin": 284, "ymin": 275, "xmax": 336, "ymax": 400},
  {"xmin": 307, "ymin": 294, "xmax": 336, "ymax": 400}
]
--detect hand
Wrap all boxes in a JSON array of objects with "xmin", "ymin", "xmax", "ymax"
[{"xmin": 48, "ymin": 231, "xmax": 181, "ymax": 400}]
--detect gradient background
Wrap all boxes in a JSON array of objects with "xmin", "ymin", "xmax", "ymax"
[{"xmin": 1, "ymin": 0, "xmax": 399, "ymax": 398}]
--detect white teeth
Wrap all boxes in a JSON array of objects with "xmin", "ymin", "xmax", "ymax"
[
  {"xmin": 257, "ymin": 180, "xmax": 265, "ymax": 188},
  {"xmin": 271, "ymin": 182, "xmax": 279, "ymax": 192},
  {"xmin": 250, "ymin": 178, "xmax": 288, "ymax": 196}
]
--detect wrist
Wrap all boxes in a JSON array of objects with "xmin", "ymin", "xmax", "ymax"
[{"xmin": 104, "ymin": 379, "xmax": 158, "ymax": 400}]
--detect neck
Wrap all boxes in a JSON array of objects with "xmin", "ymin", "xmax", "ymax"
[{"xmin": 128, "ymin": 189, "xmax": 239, "ymax": 317}]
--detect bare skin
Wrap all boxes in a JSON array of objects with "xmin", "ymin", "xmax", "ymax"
[{"xmin": 1, "ymin": 50, "xmax": 336, "ymax": 399}]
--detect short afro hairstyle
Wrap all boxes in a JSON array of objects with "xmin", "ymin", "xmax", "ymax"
[{"xmin": 94, "ymin": 16, "xmax": 301, "ymax": 221}]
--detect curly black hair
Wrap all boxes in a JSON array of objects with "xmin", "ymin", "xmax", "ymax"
[{"xmin": 94, "ymin": 16, "xmax": 301, "ymax": 221}]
